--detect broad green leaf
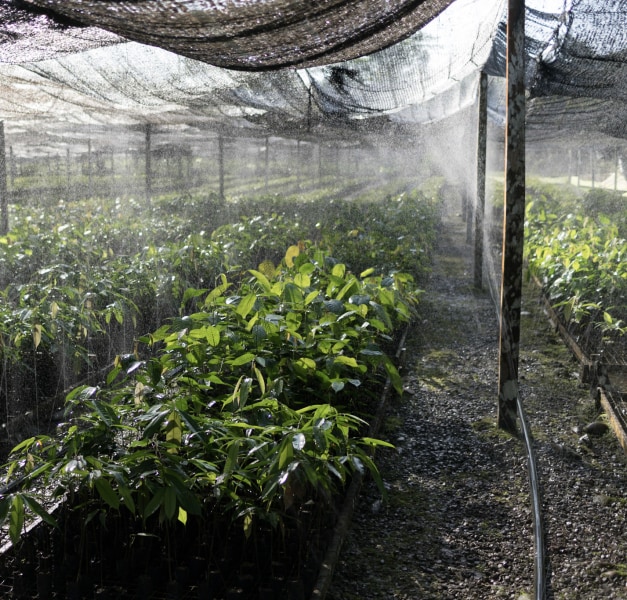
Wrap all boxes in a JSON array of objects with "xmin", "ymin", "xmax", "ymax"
[
  {"xmin": 249, "ymin": 269, "xmax": 272, "ymax": 292},
  {"xmin": 32, "ymin": 324, "xmax": 42, "ymax": 349},
  {"xmin": 294, "ymin": 272, "xmax": 311, "ymax": 289},
  {"xmin": 282, "ymin": 282, "xmax": 303, "ymax": 305},
  {"xmin": 94, "ymin": 478, "xmax": 120, "ymax": 510},
  {"xmin": 334, "ymin": 356, "xmax": 359, "ymax": 368},
  {"xmin": 243, "ymin": 513, "xmax": 253, "ymax": 539},
  {"xmin": 9, "ymin": 495, "xmax": 24, "ymax": 545},
  {"xmin": 331, "ymin": 263, "xmax": 346, "ymax": 278},
  {"xmin": 278, "ymin": 437, "xmax": 293, "ymax": 470},
  {"xmin": 236, "ymin": 293, "xmax": 257, "ymax": 319},
  {"xmin": 285, "ymin": 245, "xmax": 300, "ymax": 268},
  {"xmin": 229, "ymin": 352, "xmax": 255, "ymax": 367},
  {"xmin": 164, "ymin": 486, "xmax": 177, "ymax": 521},
  {"xmin": 165, "ymin": 412, "xmax": 182, "ymax": 448},
  {"xmin": 143, "ymin": 488, "xmax": 165, "ymax": 521},
  {"xmin": 178, "ymin": 506, "xmax": 188, "ymax": 526},
  {"xmin": 384, "ymin": 359, "xmax": 404, "ymax": 396}
]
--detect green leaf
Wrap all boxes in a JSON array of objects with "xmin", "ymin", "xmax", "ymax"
[
  {"xmin": 236, "ymin": 293, "xmax": 257, "ymax": 319},
  {"xmin": 143, "ymin": 487, "xmax": 165, "ymax": 521},
  {"xmin": 248, "ymin": 269, "xmax": 272, "ymax": 293},
  {"xmin": 94, "ymin": 478, "xmax": 120, "ymax": 510},
  {"xmin": 333, "ymin": 356, "xmax": 359, "ymax": 368},
  {"xmin": 164, "ymin": 486, "xmax": 177, "ymax": 521},
  {"xmin": 195, "ymin": 325, "xmax": 220, "ymax": 346},
  {"xmin": 278, "ymin": 437, "xmax": 293, "ymax": 471},
  {"xmin": 384, "ymin": 359, "xmax": 404, "ymax": 396},
  {"xmin": 294, "ymin": 272, "xmax": 311, "ymax": 289},
  {"xmin": 229, "ymin": 352, "xmax": 256, "ymax": 367},
  {"xmin": 9, "ymin": 495, "xmax": 24, "ymax": 545},
  {"xmin": 178, "ymin": 506, "xmax": 188, "ymax": 526}
]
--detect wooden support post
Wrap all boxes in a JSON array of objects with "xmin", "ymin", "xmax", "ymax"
[
  {"xmin": 474, "ymin": 72, "xmax": 488, "ymax": 289},
  {"xmin": 145, "ymin": 124, "xmax": 152, "ymax": 205},
  {"xmin": 0, "ymin": 122, "xmax": 8, "ymax": 235},
  {"xmin": 497, "ymin": 0, "xmax": 526, "ymax": 436},
  {"xmin": 218, "ymin": 134, "xmax": 225, "ymax": 201}
]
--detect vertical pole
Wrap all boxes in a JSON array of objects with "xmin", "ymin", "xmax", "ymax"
[
  {"xmin": 9, "ymin": 145, "xmax": 15, "ymax": 187},
  {"xmin": 590, "ymin": 147, "xmax": 595, "ymax": 188},
  {"xmin": 497, "ymin": 0, "xmax": 526, "ymax": 436},
  {"xmin": 474, "ymin": 72, "xmax": 488, "ymax": 289},
  {"xmin": 87, "ymin": 139, "xmax": 93, "ymax": 199},
  {"xmin": 576, "ymin": 148, "xmax": 581, "ymax": 187},
  {"xmin": 145, "ymin": 124, "xmax": 152, "ymax": 205},
  {"xmin": 318, "ymin": 143, "xmax": 323, "ymax": 184},
  {"xmin": 265, "ymin": 136, "xmax": 269, "ymax": 193},
  {"xmin": 66, "ymin": 148, "xmax": 71, "ymax": 199},
  {"xmin": 614, "ymin": 146, "xmax": 618, "ymax": 191},
  {"xmin": 296, "ymin": 140, "xmax": 301, "ymax": 190},
  {"xmin": 0, "ymin": 122, "xmax": 8, "ymax": 235},
  {"xmin": 218, "ymin": 134, "xmax": 225, "ymax": 201}
]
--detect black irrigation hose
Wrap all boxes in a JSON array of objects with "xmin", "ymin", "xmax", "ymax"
[{"xmin": 516, "ymin": 394, "xmax": 547, "ymax": 600}]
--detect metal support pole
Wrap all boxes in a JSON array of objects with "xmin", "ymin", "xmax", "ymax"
[
  {"xmin": 145, "ymin": 124, "xmax": 152, "ymax": 205},
  {"xmin": 218, "ymin": 134, "xmax": 225, "ymax": 201},
  {"xmin": 474, "ymin": 72, "xmax": 488, "ymax": 289},
  {"xmin": 614, "ymin": 146, "xmax": 618, "ymax": 191},
  {"xmin": 497, "ymin": 0, "xmax": 526, "ymax": 436},
  {"xmin": 296, "ymin": 139, "xmax": 301, "ymax": 189},
  {"xmin": 87, "ymin": 139, "xmax": 93, "ymax": 199},
  {"xmin": 66, "ymin": 148, "xmax": 71, "ymax": 200},
  {"xmin": 264, "ymin": 136, "xmax": 269, "ymax": 193},
  {"xmin": 9, "ymin": 145, "xmax": 15, "ymax": 187},
  {"xmin": 0, "ymin": 122, "xmax": 8, "ymax": 235}
]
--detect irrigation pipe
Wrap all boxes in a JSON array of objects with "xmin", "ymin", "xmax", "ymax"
[
  {"xmin": 516, "ymin": 394, "xmax": 547, "ymax": 600},
  {"xmin": 310, "ymin": 324, "xmax": 410, "ymax": 600}
]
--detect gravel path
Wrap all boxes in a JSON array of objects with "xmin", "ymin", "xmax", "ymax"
[{"xmin": 326, "ymin": 207, "xmax": 627, "ymax": 600}]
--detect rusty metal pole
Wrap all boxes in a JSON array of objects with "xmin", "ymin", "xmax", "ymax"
[
  {"xmin": 474, "ymin": 72, "xmax": 488, "ymax": 289},
  {"xmin": 0, "ymin": 122, "xmax": 8, "ymax": 235},
  {"xmin": 497, "ymin": 0, "xmax": 526, "ymax": 435}
]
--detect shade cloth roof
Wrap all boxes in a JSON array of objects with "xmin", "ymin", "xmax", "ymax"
[{"xmin": 1, "ymin": 0, "xmax": 627, "ymax": 155}]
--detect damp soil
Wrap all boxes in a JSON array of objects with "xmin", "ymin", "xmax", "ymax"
[{"xmin": 326, "ymin": 205, "xmax": 627, "ymax": 599}]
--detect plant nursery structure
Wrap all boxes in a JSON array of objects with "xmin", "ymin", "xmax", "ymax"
[
  {"xmin": 0, "ymin": 1, "xmax": 625, "ymax": 599},
  {"xmin": 1, "ymin": 0, "xmax": 625, "ymax": 429}
]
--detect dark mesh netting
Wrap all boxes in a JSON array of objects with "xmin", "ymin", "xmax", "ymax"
[{"xmin": 9, "ymin": 0, "xmax": 456, "ymax": 69}]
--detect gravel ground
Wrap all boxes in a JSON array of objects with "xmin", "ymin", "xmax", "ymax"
[{"xmin": 326, "ymin": 208, "xmax": 627, "ymax": 600}]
